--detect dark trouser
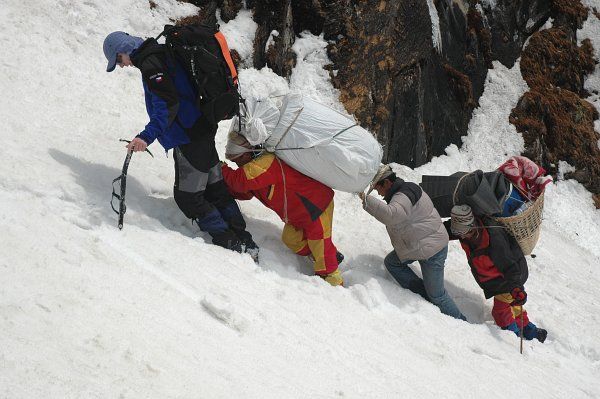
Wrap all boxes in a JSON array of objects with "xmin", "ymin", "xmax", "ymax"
[{"xmin": 173, "ymin": 141, "xmax": 252, "ymax": 251}]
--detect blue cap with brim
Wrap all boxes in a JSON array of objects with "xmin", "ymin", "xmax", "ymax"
[{"xmin": 103, "ymin": 31, "xmax": 144, "ymax": 72}]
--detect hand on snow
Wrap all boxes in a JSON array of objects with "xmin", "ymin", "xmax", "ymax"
[
  {"xmin": 126, "ymin": 137, "xmax": 148, "ymax": 153},
  {"xmin": 510, "ymin": 287, "xmax": 527, "ymax": 306}
]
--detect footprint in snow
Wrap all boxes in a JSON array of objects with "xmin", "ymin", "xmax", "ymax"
[
  {"xmin": 470, "ymin": 346, "xmax": 503, "ymax": 361},
  {"xmin": 200, "ymin": 294, "xmax": 248, "ymax": 333}
]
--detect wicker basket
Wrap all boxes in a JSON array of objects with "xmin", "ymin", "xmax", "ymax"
[{"xmin": 493, "ymin": 192, "xmax": 544, "ymax": 256}]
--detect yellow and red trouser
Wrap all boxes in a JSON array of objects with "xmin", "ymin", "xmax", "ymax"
[
  {"xmin": 281, "ymin": 200, "xmax": 338, "ymax": 276},
  {"xmin": 492, "ymin": 293, "xmax": 530, "ymax": 329}
]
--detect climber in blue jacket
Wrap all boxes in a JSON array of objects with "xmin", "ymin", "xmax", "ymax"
[{"xmin": 103, "ymin": 31, "xmax": 258, "ymax": 258}]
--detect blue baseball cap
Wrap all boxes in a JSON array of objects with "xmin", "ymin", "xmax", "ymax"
[{"xmin": 103, "ymin": 31, "xmax": 144, "ymax": 72}]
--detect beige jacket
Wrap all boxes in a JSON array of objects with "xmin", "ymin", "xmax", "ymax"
[{"xmin": 364, "ymin": 181, "xmax": 448, "ymax": 261}]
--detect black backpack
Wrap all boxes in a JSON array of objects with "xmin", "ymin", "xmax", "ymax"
[{"xmin": 157, "ymin": 23, "xmax": 241, "ymax": 126}]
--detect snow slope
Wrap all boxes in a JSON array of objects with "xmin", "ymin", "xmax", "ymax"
[{"xmin": 1, "ymin": 1, "xmax": 599, "ymax": 398}]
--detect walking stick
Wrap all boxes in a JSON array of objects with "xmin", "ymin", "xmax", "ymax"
[{"xmin": 520, "ymin": 305, "xmax": 524, "ymax": 354}]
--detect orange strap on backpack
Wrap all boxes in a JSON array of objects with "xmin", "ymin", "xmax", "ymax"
[{"xmin": 214, "ymin": 31, "xmax": 238, "ymax": 85}]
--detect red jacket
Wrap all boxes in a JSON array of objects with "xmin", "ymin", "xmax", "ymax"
[
  {"xmin": 446, "ymin": 218, "xmax": 528, "ymax": 298},
  {"xmin": 222, "ymin": 153, "xmax": 334, "ymax": 228}
]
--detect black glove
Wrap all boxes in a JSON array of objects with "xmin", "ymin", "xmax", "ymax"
[{"xmin": 510, "ymin": 287, "xmax": 527, "ymax": 306}]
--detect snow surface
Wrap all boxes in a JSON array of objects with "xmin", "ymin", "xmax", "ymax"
[
  {"xmin": 1, "ymin": 1, "xmax": 600, "ymax": 398},
  {"xmin": 217, "ymin": 8, "xmax": 257, "ymax": 68}
]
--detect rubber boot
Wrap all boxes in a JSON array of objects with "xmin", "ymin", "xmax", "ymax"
[{"xmin": 321, "ymin": 269, "xmax": 344, "ymax": 287}]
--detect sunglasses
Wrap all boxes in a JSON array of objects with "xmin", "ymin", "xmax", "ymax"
[{"xmin": 116, "ymin": 54, "xmax": 123, "ymax": 65}]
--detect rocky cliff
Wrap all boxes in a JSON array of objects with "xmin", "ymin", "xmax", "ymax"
[{"xmin": 181, "ymin": 0, "xmax": 599, "ymax": 204}]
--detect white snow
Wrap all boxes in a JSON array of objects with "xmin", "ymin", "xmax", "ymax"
[
  {"xmin": 426, "ymin": 0, "xmax": 443, "ymax": 53},
  {"xmin": 1, "ymin": 1, "xmax": 600, "ymax": 398},
  {"xmin": 265, "ymin": 29, "xmax": 279, "ymax": 53},
  {"xmin": 290, "ymin": 32, "xmax": 347, "ymax": 113},
  {"xmin": 557, "ymin": 161, "xmax": 577, "ymax": 181},
  {"xmin": 218, "ymin": 8, "xmax": 257, "ymax": 67}
]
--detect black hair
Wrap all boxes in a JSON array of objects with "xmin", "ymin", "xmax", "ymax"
[{"xmin": 378, "ymin": 173, "xmax": 397, "ymax": 185}]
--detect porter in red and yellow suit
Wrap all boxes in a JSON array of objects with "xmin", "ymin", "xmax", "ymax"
[{"xmin": 222, "ymin": 153, "xmax": 342, "ymax": 285}]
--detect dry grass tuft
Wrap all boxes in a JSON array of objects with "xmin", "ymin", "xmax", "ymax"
[{"xmin": 520, "ymin": 28, "xmax": 595, "ymax": 96}]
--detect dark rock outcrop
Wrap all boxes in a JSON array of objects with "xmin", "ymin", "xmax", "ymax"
[
  {"xmin": 479, "ymin": 0, "xmax": 551, "ymax": 68},
  {"xmin": 251, "ymin": 0, "xmax": 296, "ymax": 77},
  {"xmin": 176, "ymin": 1, "xmax": 600, "ymax": 202},
  {"xmin": 179, "ymin": 1, "xmax": 554, "ymax": 169},
  {"xmin": 318, "ymin": 0, "xmax": 491, "ymax": 167},
  {"xmin": 249, "ymin": 0, "xmax": 549, "ymax": 167},
  {"xmin": 183, "ymin": 0, "xmax": 242, "ymax": 23},
  {"xmin": 550, "ymin": 0, "xmax": 588, "ymax": 32}
]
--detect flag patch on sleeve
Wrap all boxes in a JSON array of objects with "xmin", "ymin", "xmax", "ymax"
[{"xmin": 149, "ymin": 73, "xmax": 164, "ymax": 83}]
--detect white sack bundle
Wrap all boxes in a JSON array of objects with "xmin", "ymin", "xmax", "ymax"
[
  {"xmin": 230, "ymin": 97, "xmax": 280, "ymax": 145},
  {"xmin": 265, "ymin": 92, "xmax": 382, "ymax": 193},
  {"xmin": 229, "ymin": 93, "xmax": 383, "ymax": 192}
]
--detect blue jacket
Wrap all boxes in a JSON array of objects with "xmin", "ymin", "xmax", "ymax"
[{"xmin": 131, "ymin": 39, "xmax": 201, "ymax": 150}]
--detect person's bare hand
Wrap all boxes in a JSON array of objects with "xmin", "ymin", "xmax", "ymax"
[{"xmin": 126, "ymin": 137, "xmax": 148, "ymax": 152}]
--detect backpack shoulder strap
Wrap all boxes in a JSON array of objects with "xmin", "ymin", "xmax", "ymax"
[
  {"xmin": 213, "ymin": 31, "xmax": 238, "ymax": 84},
  {"xmin": 131, "ymin": 38, "xmax": 165, "ymax": 67}
]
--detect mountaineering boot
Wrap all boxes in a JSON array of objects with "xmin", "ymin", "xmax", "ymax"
[
  {"xmin": 234, "ymin": 229, "xmax": 260, "ymax": 263},
  {"xmin": 210, "ymin": 229, "xmax": 244, "ymax": 253},
  {"xmin": 215, "ymin": 200, "xmax": 259, "ymax": 261},
  {"xmin": 195, "ymin": 210, "xmax": 245, "ymax": 253},
  {"xmin": 321, "ymin": 269, "xmax": 344, "ymax": 287},
  {"xmin": 536, "ymin": 328, "xmax": 548, "ymax": 343},
  {"xmin": 522, "ymin": 322, "xmax": 547, "ymax": 342}
]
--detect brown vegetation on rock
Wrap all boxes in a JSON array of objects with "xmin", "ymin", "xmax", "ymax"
[
  {"xmin": 511, "ymin": 89, "xmax": 600, "ymax": 195},
  {"xmin": 176, "ymin": 0, "xmax": 242, "ymax": 24},
  {"xmin": 175, "ymin": 14, "xmax": 205, "ymax": 26},
  {"xmin": 511, "ymin": 0, "xmax": 600, "ymax": 204},
  {"xmin": 520, "ymin": 28, "xmax": 595, "ymax": 96},
  {"xmin": 551, "ymin": 0, "xmax": 589, "ymax": 29},
  {"xmin": 219, "ymin": 0, "xmax": 243, "ymax": 22},
  {"xmin": 443, "ymin": 64, "xmax": 475, "ymax": 108},
  {"xmin": 467, "ymin": 6, "xmax": 493, "ymax": 68}
]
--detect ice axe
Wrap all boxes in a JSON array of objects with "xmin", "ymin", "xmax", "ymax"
[{"xmin": 110, "ymin": 139, "xmax": 153, "ymax": 229}]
